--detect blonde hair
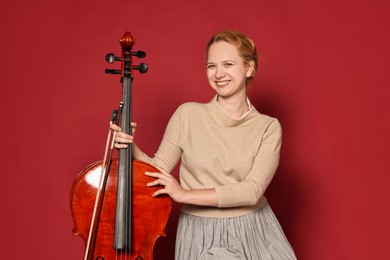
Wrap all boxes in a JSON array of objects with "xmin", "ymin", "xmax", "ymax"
[{"xmin": 206, "ymin": 30, "xmax": 258, "ymax": 83}]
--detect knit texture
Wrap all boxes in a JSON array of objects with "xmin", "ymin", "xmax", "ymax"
[{"xmin": 147, "ymin": 96, "xmax": 282, "ymax": 218}]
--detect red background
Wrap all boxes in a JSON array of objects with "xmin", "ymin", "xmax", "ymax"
[{"xmin": 1, "ymin": 0, "xmax": 389, "ymax": 259}]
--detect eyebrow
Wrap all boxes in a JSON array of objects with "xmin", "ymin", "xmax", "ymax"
[{"xmin": 207, "ymin": 60, "xmax": 236, "ymax": 64}]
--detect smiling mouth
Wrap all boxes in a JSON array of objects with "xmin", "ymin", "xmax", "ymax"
[{"xmin": 216, "ymin": 80, "xmax": 230, "ymax": 87}]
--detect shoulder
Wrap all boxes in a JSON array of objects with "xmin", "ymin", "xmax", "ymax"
[
  {"xmin": 251, "ymin": 108, "xmax": 281, "ymax": 129},
  {"xmin": 166, "ymin": 102, "xmax": 209, "ymax": 132},
  {"xmin": 166, "ymin": 102, "xmax": 208, "ymax": 126},
  {"xmin": 172, "ymin": 101, "xmax": 208, "ymax": 116},
  {"xmin": 177, "ymin": 101, "xmax": 207, "ymax": 111},
  {"xmin": 247, "ymin": 109, "xmax": 282, "ymax": 143}
]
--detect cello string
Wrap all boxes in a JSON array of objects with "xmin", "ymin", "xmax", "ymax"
[
  {"xmin": 115, "ymin": 104, "xmax": 127, "ymax": 260},
  {"xmin": 115, "ymin": 104, "xmax": 122, "ymax": 260}
]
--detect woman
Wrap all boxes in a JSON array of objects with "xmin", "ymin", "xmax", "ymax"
[{"xmin": 112, "ymin": 30, "xmax": 297, "ymax": 260}]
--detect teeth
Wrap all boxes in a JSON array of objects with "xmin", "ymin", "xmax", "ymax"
[{"xmin": 216, "ymin": 81, "xmax": 229, "ymax": 86}]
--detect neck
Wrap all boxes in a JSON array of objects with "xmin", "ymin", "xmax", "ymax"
[{"xmin": 216, "ymin": 93, "xmax": 249, "ymax": 119}]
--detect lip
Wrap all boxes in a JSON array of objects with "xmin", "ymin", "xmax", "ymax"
[{"xmin": 215, "ymin": 80, "xmax": 230, "ymax": 87}]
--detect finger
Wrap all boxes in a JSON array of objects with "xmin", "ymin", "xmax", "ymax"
[
  {"xmin": 116, "ymin": 136, "xmax": 132, "ymax": 144},
  {"xmin": 114, "ymin": 143, "xmax": 128, "ymax": 149},
  {"xmin": 160, "ymin": 170, "xmax": 172, "ymax": 177},
  {"xmin": 146, "ymin": 179, "xmax": 162, "ymax": 187},
  {"xmin": 130, "ymin": 122, "xmax": 137, "ymax": 134},
  {"xmin": 145, "ymin": 171, "xmax": 160, "ymax": 178},
  {"xmin": 145, "ymin": 172, "xmax": 171, "ymax": 182},
  {"xmin": 116, "ymin": 131, "xmax": 132, "ymax": 138},
  {"xmin": 110, "ymin": 124, "xmax": 121, "ymax": 131},
  {"xmin": 152, "ymin": 188, "xmax": 167, "ymax": 197},
  {"xmin": 116, "ymin": 132, "xmax": 133, "ymax": 143}
]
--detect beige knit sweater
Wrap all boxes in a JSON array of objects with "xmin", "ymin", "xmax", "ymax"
[{"xmin": 145, "ymin": 96, "xmax": 282, "ymax": 218}]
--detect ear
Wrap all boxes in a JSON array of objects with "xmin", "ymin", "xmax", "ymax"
[{"xmin": 246, "ymin": 60, "xmax": 255, "ymax": 78}]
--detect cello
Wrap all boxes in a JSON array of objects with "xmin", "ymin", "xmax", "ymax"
[{"xmin": 70, "ymin": 32, "xmax": 172, "ymax": 260}]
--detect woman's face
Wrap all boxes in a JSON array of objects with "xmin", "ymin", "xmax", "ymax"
[{"xmin": 207, "ymin": 41, "xmax": 254, "ymax": 98}]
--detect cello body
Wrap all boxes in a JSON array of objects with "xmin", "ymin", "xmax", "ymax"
[{"xmin": 70, "ymin": 159, "xmax": 171, "ymax": 259}]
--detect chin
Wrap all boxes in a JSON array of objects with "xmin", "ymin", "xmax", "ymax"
[
  {"xmin": 217, "ymin": 92, "xmax": 233, "ymax": 98},
  {"xmin": 214, "ymin": 87, "xmax": 230, "ymax": 95}
]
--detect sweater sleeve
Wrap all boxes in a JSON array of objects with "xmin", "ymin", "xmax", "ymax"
[
  {"xmin": 151, "ymin": 107, "xmax": 183, "ymax": 173},
  {"xmin": 215, "ymin": 119, "xmax": 282, "ymax": 208}
]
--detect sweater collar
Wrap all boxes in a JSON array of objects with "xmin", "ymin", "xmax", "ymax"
[{"xmin": 209, "ymin": 95, "xmax": 256, "ymax": 127}]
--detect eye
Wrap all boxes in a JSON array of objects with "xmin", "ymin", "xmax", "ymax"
[
  {"xmin": 223, "ymin": 62, "xmax": 233, "ymax": 68},
  {"xmin": 207, "ymin": 64, "xmax": 216, "ymax": 69}
]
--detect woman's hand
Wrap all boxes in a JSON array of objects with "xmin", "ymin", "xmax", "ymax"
[
  {"xmin": 146, "ymin": 169, "xmax": 219, "ymax": 206},
  {"xmin": 145, "ymin": 169, "xmax": 186, "ymax": 203},
  {"xmin": 110, "ymin": 122, "xmax": 137, "ymax": 149}
]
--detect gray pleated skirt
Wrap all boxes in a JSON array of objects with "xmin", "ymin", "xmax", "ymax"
[{"xmin": 175, "ymin": 202, "xmax": 297, "ymax": 260}]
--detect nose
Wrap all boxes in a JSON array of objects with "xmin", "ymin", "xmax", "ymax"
[{"xmin": 215, "ymin": 66, "xmax": 225, "ymax": 79}]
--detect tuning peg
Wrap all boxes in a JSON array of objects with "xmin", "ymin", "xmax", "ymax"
[
  {"xmin": 134, "ymin": 63, "xmax": 148, "ymax": 73},
  {"xmin": 105, "ymin": 53, "xmax": 122, "ymax": 64},
  {"xmin": 131, "ymin": 51, "xmax": 146, "ymax": 58},
  {"xmin": 105, "ymin": 69, "xmax": 121, "ymax": 75}
]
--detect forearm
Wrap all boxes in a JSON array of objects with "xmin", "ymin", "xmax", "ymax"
[
  {"xmin": 180, "ymin": 188, "xmax": 219, "ymax": 207},
  {"xmin": 132, "ymin": 143, "xmax": 146, "ymax": 161}
]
